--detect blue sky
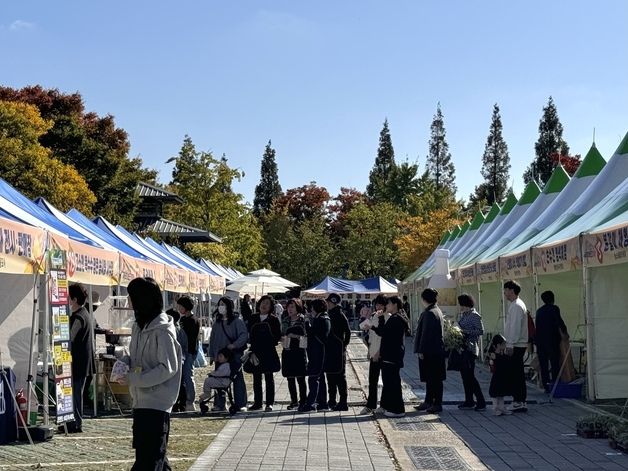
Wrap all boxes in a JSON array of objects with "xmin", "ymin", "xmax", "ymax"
[{"xmin": 2, "ymin": 1, "xmax": 627, "ymax": 206}]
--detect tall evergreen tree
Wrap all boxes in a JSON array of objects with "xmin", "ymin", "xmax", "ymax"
[
  {"xmin": 366, "ymin": 119, "xmax": 396, "ymax": 202},
  {"xmin": 524, "ymin": 96, "xmax": 569, "ymax": 185},
  {"xmin": 253, "ymin": 140, "xmax": 282, "ymax": 217},
  {"xmin": 477, "ymin": 104, "xmax": 510, "ymax": 205},
  {"xmin": 426, "ymin": 103, "xmax": 456, "ymax": 194}
]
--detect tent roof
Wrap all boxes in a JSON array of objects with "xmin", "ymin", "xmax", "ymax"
[
  {"xmin": 575, "ymin": 143, "xmax": 606, "ymax": 178},
  {"xmin": 499, "ymin": 191, "xmax": 518, "ymax": 215},
  {"xmin": 543, "ymin": 165, "xmax": 570, "ymax": 194},
  {"xmin": 518, "ymin": 181, "xmax": 542, "ymax": 205},
  {"xmin": 469, "ymin": 211, "xmax": 485, "ymax": 230},
  {"xmin": 484, "ymin": 202, "xmax": 501, "ymax": 224},
  {"xmin": 438, "ymin": 230, "xmax": 451, "ymax": 245}
]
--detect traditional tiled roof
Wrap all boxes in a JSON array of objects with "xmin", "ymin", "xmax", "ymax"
[
  {"xmin": 136, "ymin": 182, "xmax": 183, "ymax": 203},
  {"xmin": 138, "ymin": 217, "xmax": 222, "ymax": 243}
]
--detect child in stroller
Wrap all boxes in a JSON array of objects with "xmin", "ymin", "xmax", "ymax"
[{"xmin": 199, "ymin": 348, "xmax": 238, "ymax": 414}]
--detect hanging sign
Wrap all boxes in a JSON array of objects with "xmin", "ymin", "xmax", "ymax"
[
  {"xmin": 583, "ymin": 223, "xmax": 628, "ymax": 268},
  {"xmin": 459, "ymin": 265, "xmax": 476, "ymax": 285},
  {"xmin": 533, "ymin": 238, "xmax": 581, "ymax": 274},
  {"xmin": 0, "ymin": 216, "xmax": 46, "ymax": 275},
  {"xmin": 48, "ymin": 248, "xmax": 75, "ymax": 424},
  {"xmin": 500, "ymin": 251, "xmax": 532, "ymax": 279},
  {"xmin": 477, "ymin": 260, "xmax": 499, "ymax": 283}
]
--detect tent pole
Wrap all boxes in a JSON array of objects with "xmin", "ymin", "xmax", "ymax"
[
  {"xmin": 475, "ymin": 265, "xmax": 484, "ymax": 360},
  {"xmin": 498, "ymin": 258, "xmax": 506, "ymax": 332},
  {"xmin": 42, "ymin": 269, "xmax": 50, "ymax": 425},
  {"xmin": 88, "ymin": 284, "xmax": 97, "ymax": 417},
  {"xmin": 532, "ymin": 248, "xmax": 539, "ymax": 314},
  {"xmin": 581, "ymin": 235, "xmax": 596, "ymax": 401},
  {"xmin": 25, "ymin": 271, "xmax": 40, "ymax": 424}
]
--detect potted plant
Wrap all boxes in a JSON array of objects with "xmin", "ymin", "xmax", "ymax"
[
  {"xmin": 576, "ymin": 414, "xmax": 618, "ymax": 439},
  {"xmin": 608, "ymin": 421, "xmax": 628, "ymax": 452}
]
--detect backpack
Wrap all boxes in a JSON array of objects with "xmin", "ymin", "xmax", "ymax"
[{"xmin": 527, "ymin": 311, "xmax": 536, "ymax": 343}]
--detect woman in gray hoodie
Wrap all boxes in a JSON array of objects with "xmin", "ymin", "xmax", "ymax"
[{"xmin": 121, "ymin": 277, "xmax": 182, "ymax": 471}]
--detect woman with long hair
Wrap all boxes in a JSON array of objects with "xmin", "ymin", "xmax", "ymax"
[
  {"xmin": 247, "ymin": 295, "xmax": 282, "ymax": 411},
  {"xmin": 413, "ymin": 288, "xmax": 446, "ymax": 413},
  {"xmin": 281, "ymin": 298, "xmax": 308, "ymax": 409},
  {"xmin": 207, "ymin": 296, "xmax": 248, "ymax": 412},
  {"xmin": 121, "ymin": 277, "xmax": 182, "ymax": 470}
]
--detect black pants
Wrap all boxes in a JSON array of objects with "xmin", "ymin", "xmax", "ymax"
[
  {"xmin": 253, "ymin": 372, "xmax": 275, "ymax": 406},
  {"xmin": 326, "ymin": 371, "xmax": 348, "ymax": 406},
  {"xmin": 537, "ymin": 345, "xmax": 561, "ymax": 389},
  {"xmin": 132, "ymin": 408, "xmax": 171, "ymax": 471},
  {"xmin": 511, "ymin": 347, "xmax": 527, "ymax": 402},
  {"xmin": 366, "ymin": 360, "xmax": 381, "ymax": 409},
  {"xmin": 459, "ymin": 351, "xmax": 485, "ymax": 406},
  {"xmin": 307, "ymin": 373, "xmax": 327, "ymax": 408},
  {"xmin": 380, "ymin": 362, "xmax": 404, "ymax": 414},
  {"xmin": 425, "ymin": 380, "xmax": 443, "ymax": 406},
  {"xmin": 287, "ymin": 377, "xmax": 307, "ymax": 405},
  {"xmin": 72, "ymin": 374, "xmax": 86, "ymax": 429}
]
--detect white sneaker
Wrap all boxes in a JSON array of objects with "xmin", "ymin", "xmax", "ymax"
[
  {"xmin": 384, "ymin": 411, "xmax": 405, "ymax": 418},
  {"xmin": 508, "ymin": 402, "xmax": 526, "ymax": 412},
  {"xmin": 359, "ymin": 407, "xmax": 374, "ymax": 415}
]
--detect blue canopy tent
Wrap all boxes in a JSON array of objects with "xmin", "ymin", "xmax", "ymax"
[{"xmin": 302, "ymin": 276, "xmax": 398, "ymax": 298}]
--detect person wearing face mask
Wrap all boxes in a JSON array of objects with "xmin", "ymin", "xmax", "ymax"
[
  {"xmin": 247, "ymin": 295, "xmax": 282, "ymax": 411},
  {"xmin": 413, "ymin": 288, "xmax": 446, "ymax": 413},
  {"xmin": 207, "ymin": 297, "xmax": 248, "ymax": 412}
]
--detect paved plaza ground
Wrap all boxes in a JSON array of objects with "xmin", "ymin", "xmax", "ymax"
[{"xmin": 2, "ymin": 334, "xmax": 628, "ymax": 470}]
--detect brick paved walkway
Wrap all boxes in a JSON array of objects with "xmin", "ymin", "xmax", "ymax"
[{"xmin": 192, "ymin": 335, "xmax": 628, "ymax": 470}]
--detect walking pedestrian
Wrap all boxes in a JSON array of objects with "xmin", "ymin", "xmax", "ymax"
[
  {"xmin": 413, "ymin": 288, "xmax": 446, "ymax": 413},
  {"xmin": 300, "ymin": 299, "xmax": 331, "ymax": 412},
  {"xmin": 247, "ymin": 295, "xmax": 282, "ymax": 411},
  {"xmin": 535, "ymin": 290, "xmax": 568, "ymax": 392},
  {"xmin": 488, "ymin": 334, "xmax": 512, "ymax": 416},
  {"xmin": 370, "ymin": 296, "xmax": 409, "ymax": 418},
  {"xmin": 119, "ymin": 277, "xmax": 182, "ymax": 471},
  {"xmin": 281, "ymin": 299, "xmax": 308, "ymax": 410},
  {"xmin": 207, "ymin": 297, "xmax": 248, "ymax": 412},
  {"xmin": 456, "ymin": 293, "xmax": 487, "ymax": 411},
  {"xmin": 359, "ymin": 295, "xmax": 389, "ymax": 414},
  {"xmin": 177, "ymin": 295, "xmax": 200, "ymax": 411},
  {"xmin": 167, "ymin": 308, "xmax": 188, "ymax": 413},
  {"xmin": 503, "ymin": 280, "xmax": 528, "ymax": 413},
  {"xmin": 324, "ymin": 293, "xmax": 351, "ymax": 412},
  {"xmin": 240, "ymin": 294, "xmax": 253, "ymax": 328}
]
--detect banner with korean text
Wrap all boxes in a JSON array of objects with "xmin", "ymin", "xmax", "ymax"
[{"xmin": 0, "ymin": 216, "xmax": 46, "ymax": 275}]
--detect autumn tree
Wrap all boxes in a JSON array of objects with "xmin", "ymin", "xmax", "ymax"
[
  {"xmin": 253, "ymin": 140, "xmax": 282, "ymax": 217},
  {"xmin": 0, "ymin": 85, "xmax": 156, "ymax": 226},
  {"xmin": 524, "ymin": 96, "xmax": 570, "ymax": 185},
  {"xmin": 426, "ymin": 103, "xmax": 456, "ymax": 194},
  {"xmin": 273, "ymin": 182, "xmax": 330, "ymax": 223},
  {"xmin": 550, "ymin": 152, "xmax": 581, "ymax": 176},
  {"xmin": 366, "ymin": 119, "xmax": 396, "ymax": 202},
  {"xmin": 0, "ymin": 100, "xmax": 96, "ymax": 213},
  {"xmin": 328, "ymin": 187, "xmax": 367, "ymax": 240},
  {"xmin": 166, "ymin": 136, "xmax": 265, "ymax": 271},
  {"xmin": 476, "ymin": 104, "xmax": 510, "ymax": 205}
]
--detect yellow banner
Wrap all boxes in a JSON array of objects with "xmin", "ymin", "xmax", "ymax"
[
  {"xmin": 209, "ymin": 275, "xmax": 226, "ymax": 294},
  {"xmin": 188, "ymin": 272, "xmax": 199, "ymax": 293},
  {"xmin": 500, "ymin": 250, "xmax": 532, "ymax": 279},
  {"xmin": 583, "ymin": 223, "xmax": 628, "ymax": 268},
  {"xmin": 0, "ymin": 216, "xmax": 46, "ymax": 275},
  {"xmin": 459, "ymin": 265, "xmax": 476, "ymax": 285},
  {"xmin": 198, "ymin": 273, "xmax": 209, "ymax": 292},
  {"xmin": 533, "ymin": 238, "xmax": 581, "ymax": 274},
  {"xmin": 477, "ymin": 260, "xmax": 499, "ymax": 283},
  {"xmin": 49, "ymin": 234, "xmax": 118, "ymax": 286},
  {"xmin": 164, "ymin": 265, "xmax": 189, "ymax": 293},
  {"xmin": 119, "ymin": 254, "xmax": 165, "ymax": 288}
]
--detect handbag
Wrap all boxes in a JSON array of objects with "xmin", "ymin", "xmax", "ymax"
[
  {"xmin": 447, "ymin": 349, "xmax": 463, "ymax": 371},
  {"xmin": 242, "ymin": 350, "xmax": 260, "ymax": 374}
]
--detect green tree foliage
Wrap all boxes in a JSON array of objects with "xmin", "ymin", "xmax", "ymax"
[
  {"xmin": 366, "ymin": 119, "xmax": 396, "ymax": 202},
  {"xmin": 426, "ymin": 103, "xmax": 456, "ymax": 194},
  {"xmin": 328, "ymin": 187, "xmax": 367, "ymax": 240},
  {"xmin": 0, "ymin": 101, "xmax": 96, "ymax": 213},
  {"xmin": 0, "ymin": 86, "xmax": 156, "ymax": 226},
  {"xmin": 340, "ymin": 202, "xmax": 404, "ymax": 279},
  {"xmin": 253, "ymin": 140, "xmax": 282, "ymax": 217},
  {"xmin": 166, "ymin": 136, "xmax": 265, "ymax": 271},
  {"xmin": 524, "ymin": 96, "xmax": 570, "ymax": 185},
  {"xmin": 476, "ymin": 104, "xmax": 510, "ymax": 205}
]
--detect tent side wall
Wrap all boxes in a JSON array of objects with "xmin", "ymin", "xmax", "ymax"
[
  {"xmin": 478, "ymin": 281, "xmax": 502, "ymax": 336},
  {"xmin": 589, "ymin": 263, "xmax": 628, "ymax": 399},
  {"xmin": 537, "ymin": 270, "xmax": 584, "ymax": 342}
]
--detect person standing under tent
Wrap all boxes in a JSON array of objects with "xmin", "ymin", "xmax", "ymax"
[
  {"xmin": 178, "ymin": 295, "xmax": 200, "ymax": 411},
  {"xmin": 118, "ymin": 277, "xmax": 182, "ymax": 471},
  {"xmin": 456, "ymin": 294, "xmax": 487, "ymax": 411},
  {"xmin": 359, "ymin": 295, "xmax": 389, "ymax": 414},
  {"xmin": 166, "ymin": 308, "xmax": 188, "ymax": 413},
  {"xmin": 535, "ymin": 290, "xmax": 568, "ymax": 393},
  {"xmin": 247, "ymin": 296, "xmax": 282, "ymax": 411},
  {"xmin": 207, "ymin": 297, "xmax": 248, "ymax": 412},
  {"xmin": 300, "ymin": 299, "xmax": 331, "ymax": 412},
  {"xmin": 503, "ymin": 280, "xmax": 528, "ymax": 412},
  {"xmin": 369, "ymin": 296, "xmax": 409, "ymax": 417},
  {"xmin": 324, "ymin": 293, "xmax": 351, "ymax": 411},
  {"xmin": 414, "ymin": 288, "xmax": 446, "ymax": 413},
  {"xmin": 240, "ymin": 294, "xmax": 253, "ymax": 327},
  {"xmin": 281, "ymin": 299, "xmax": 308, "ymax": 410},
  {"xmin": 62, "ymin": 283, "xmax": 95, "ymax": 433}
]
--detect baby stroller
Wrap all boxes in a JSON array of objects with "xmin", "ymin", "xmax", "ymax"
[{"xmin": 199, "ymin": 361, "xmax": 243, "ymax": 416}]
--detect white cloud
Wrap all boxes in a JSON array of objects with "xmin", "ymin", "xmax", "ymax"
[{"xmin": 9, "ymin": 20, "xmax": 35, "ymax": 32}]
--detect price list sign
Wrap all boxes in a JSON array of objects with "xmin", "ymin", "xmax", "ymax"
[{"xmin": 49, "ymin": 248, "xmax": 74, "ymax": 424}]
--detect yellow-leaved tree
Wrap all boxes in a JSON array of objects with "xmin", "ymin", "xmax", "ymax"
[{"xmin": 0, "ymin": 100, "xmax": 96, "ymax": 214}]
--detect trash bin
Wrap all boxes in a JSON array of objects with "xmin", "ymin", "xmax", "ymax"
[{"xmin": 0, "ymin": 368, "xmax": 18, "ymax": 444}]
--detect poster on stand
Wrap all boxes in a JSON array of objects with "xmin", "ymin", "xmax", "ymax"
[{"xmin": 49, "ymin": 248, "xmax": 75, "ymax": 424}]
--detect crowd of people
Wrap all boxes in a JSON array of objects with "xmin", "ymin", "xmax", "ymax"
[{"xmin": 61, "ymin": 277, "xmax": 569, "ymax": 469}]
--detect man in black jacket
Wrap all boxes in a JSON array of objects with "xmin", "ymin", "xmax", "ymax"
[
  {"xmin": 324, "ymin": 293, "xmax": 351, "ymax": 411},
  {"xmin": 65, "ymin": 283, "xmax": 95, "ymax": 433},
  {"xmin": 535, "ymin": 291, "xmax": 568, "ymax": 392},
  {"xmin": 178, "ymin": 296, "xmax": 200, "ymax": 411}
]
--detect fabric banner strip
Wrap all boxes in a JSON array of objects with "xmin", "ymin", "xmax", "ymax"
[
  {"xmin": 583, "ymin": 223, "xmax": 628, "ymax": 268},
  {"xmin": 500, "ymin": 251, "xmax": 532, "ymax": 279},
  {"xmin": 477, "ymin": 260, "xmax": 499, "ymax": 283},
  {"xmin": 50, "ymin": 234, "xmax": 119, "ymax": 286},
  {"xmin": 459, "ymin": 265, "xmax": 476, "ymax": 285},
  {"xmin": 0, "ymin": 216, "xmax": 46, "ymax": 275},
  {"xmin": 533, "ymin": 238, "xmax": 581, "ymax": 275}
]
